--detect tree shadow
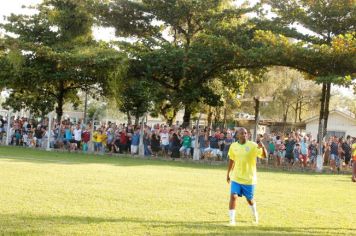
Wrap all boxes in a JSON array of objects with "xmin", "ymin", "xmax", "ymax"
[{"xmin": 0, "ymin": 213, "xmax": 354, "ymax": 235}]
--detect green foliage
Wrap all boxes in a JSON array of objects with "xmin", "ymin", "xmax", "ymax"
[
  {"xmin": 257, "ymin": 1, "xmax": 356, "ymax": 79},
  {"xmin": 0, "ymin": 0, "xmax": 125, "ymax": 120},
  {"xmin": 99, "ymin": 0, "xmax": 268, "ymax": 125}
]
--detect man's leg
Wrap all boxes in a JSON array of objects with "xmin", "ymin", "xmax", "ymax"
[
  {"xmin": 243, "ymin": 184, "xmax": 258, "ymax": 224},
  {"xmin": 246, "ymin": 199, "xmax": 258, "ymax": 224},
  {"xmin": 229, "ymin": 194, "xmax": 238, "ymax": 225}
]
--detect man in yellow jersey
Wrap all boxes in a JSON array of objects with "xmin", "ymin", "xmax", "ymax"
[{"xmin": 227, "ymin": 127, "xmax": 267, "ymax": 225}]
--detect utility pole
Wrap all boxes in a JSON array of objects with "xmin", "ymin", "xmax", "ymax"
[
  {"xmin": 6, "ymin": 110, "xmax": 12, "ymax": 145},
  {"xmin": 46, "ymin": 112, "xmax": 53, "ymax": 151},
  {"xmin": 316, "ymin": 118, "xmax": 324, "ymax": 172},
  {"xmin": 193, "ymin": 113, "xmax": 202, "ymax": 161},
  {"xmin": 253, "ymin": 96, "xmax": 260, "ymax": 141},
  {"xmin": 83, "ymin": 90, "xmax": 88, "ymax": 125},
  {"xmin": 138, "ymin": 113, "xmax": 147, "ymax": 157}
]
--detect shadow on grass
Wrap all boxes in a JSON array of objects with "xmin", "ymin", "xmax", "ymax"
[
  {"xmin": 0, "ymin": 213, "xmax": 354, "ymax": 236},
  {"xmin": 0, "ymin": 146, "xmax": 350, "ymax": 176}
]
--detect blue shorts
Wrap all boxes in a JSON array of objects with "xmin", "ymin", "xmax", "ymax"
[{"xmin": 230, "ymin": 181, "xmax": 255, "ymax": 200}]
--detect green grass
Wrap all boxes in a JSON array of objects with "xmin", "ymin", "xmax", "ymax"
[{"xmin": 0, "ymin": 146, "xmax": 355, "ymax": 236}]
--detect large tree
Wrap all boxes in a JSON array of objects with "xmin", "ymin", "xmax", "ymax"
[
  {"xmin": 98, "ymin": 0, "xmax": 268, "ymax": 127},
  {"xmin": 0, "ymin": 0, "xmax": 125, "ymax": 121},
  {"xmin": 258, "ymin": 0, "xmax": 356, "ymax": 138}
]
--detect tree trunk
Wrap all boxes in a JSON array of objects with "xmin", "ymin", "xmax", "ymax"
[
  {"xmin": 127, "ymin": 111, "xmax": 132, "ymax": 125},
  {"xmin": 56, "ymin": 83, "xmax": 65, "ymax": 123},
  {"xmin": 317, "ymin": 82, "xmax": 327, "ymax": 142},
  {"xmin": 294, "ymin": 100, "xmax": 299, "ymax": 123},
  {"xmin": 254, "ymin": 97, "xmax": 260, "ymax": 141},
  {"xmin": 214, "ymin": 107, "xmax": 221, "ymax": 126},
  {"xmin": 223, "ymin": 105, "xmax": 227, "ymax": 129},
  {"xmin": 323, "ymin": 82, "xmax": 331, "ymax": 136},
  {"xmin": 298, "ymin": 100, "xmax": 302, "ymax": 122},
  {"xmin": 207, "ymin": 106, "xmax": 213, "ymax": 130},
  {"xmin": 162, "ymin": 107, "xmax": 177, "ymax": 126},
  {"xmin": 166, "ymin": 109, "xmax": 177, "ymax": 126},
  {"xmin": 134, "ymin": 115, "xmax": 140, "ymax": 126},
  {"xmin": 283, "ymin": 105, "xmax": 289, "ymax": 123},
  {"xmin": 182, "ymin": 105, "xmax": 191, "ymax": 128},
  {"xmin": 83, "ymin": 90, "xmax": 88, "ymax": 124}
]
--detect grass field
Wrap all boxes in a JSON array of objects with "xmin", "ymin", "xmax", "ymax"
[{"xmin": 0, "ymin": 146, "xmax": 355, "ymax": 236}]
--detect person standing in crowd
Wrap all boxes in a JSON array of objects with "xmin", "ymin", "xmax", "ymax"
[
  {"xmin": 150, "ymin": 131, "xmax": 161, "ymax": 157},
  {"xmin": 323, "ymin": 140, "xmax": 331, "ymax": 166},
  {"xmin": 223, "ymin": 132, "xmax": 234, "ymax": 161},
  {"xmin": 170, "ymin": 132, "xmax": 181, "ymax": 159},
  {"xmin": 341, "ymin": 136, "xmax": 352, "ymax": 169},
  {"xmin": 64, "ymin": 124, "xmax": 73, "ymax": 150},
  {"xmin": 205, "ymin": 130, "xmax": 222, "ymax": 159},
  {"xmin": 92, "ymin": 128, "xmax": 101, "ymax": 154},
  {"xmin": 106, "ymin": 127, "xmax": 115, "ymax": 155},
  {"xmin": 119, "ymin": 130, "xmax": 128, "ymax": 154},
  {"xmin": 130, "ymin": 128, "xmax": 140, "ymax": 155},
  {"xmin": 73, "ymin": 124, "xmax": 82, "ymax": 151},
  {"xmin": 275, "ymin": 136, "xmax": 284, "ymax": 167},
  {"xmin": 34, "ymin": 125, "xmax": 44, "ymax": 148},
  {"xmin": 226, "ymin": 127, "xmax": 267, "ymax": 226},
  {"xmin": 351, "ymin": 138, "xmax": 356, "ymax": 182},
  {"xmin": 179, "ymin": 130, "xmax": 191, "ymax": 158},
  {"xmin": 198, "ymin": 130, "xmax": 207, "ymax": 159},
  {"xmin": 330, "ymin": 137, "xmax": 339, "ymax": 173},
  {"xmin": 293, "ymin": 143, "xmax": 302, "ymax": 168},
  {"xmin": 81, "ymin": 126, "xmax": 91, "ymax": 153},
  {"xmin": 308, "ymin": 139, "xmax": 318, "ymax": 170},
  {"xmin": 268, "ymin": 139, "xmax": 276, "ymax": 167},
  {"xmin": 160, "ymin": 126, "xmax": 170, "ymax": 158},
  {"xmin": 143, "ymin": 128, "xmax": 152, "ymax": 156},
  {"xmin": 285, "ymin": 135, "xmax": 295, "ymax": 167},
  {"xmin": 299, "ymin": 137, "xmax": 308, "ymax": 169}
]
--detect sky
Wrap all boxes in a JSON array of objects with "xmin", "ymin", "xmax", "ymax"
[{"xmin": 0, "ymin": 0, "xmax": 354, "ymax": 97}]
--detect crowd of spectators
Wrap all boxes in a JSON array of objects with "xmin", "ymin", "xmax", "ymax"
[{"xmin": 1, "ymin": 116, "xmax": 355, "ymax": 174}]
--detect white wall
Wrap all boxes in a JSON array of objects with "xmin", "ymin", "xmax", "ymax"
[{"xmin": 306, "ymin": 113, "xmax": 356, "ymax": 139}]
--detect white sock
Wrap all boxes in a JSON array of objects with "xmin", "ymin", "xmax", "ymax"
[
  {"xmin": 249, "ymin": 202, "xmax": 257, "ymax": 215},
  {"xmin": 229, "ymin": 210, "xmax": 236, "ymax": 222},
  {"xmin": 250, "ymin": 203, "xmax": 258, "ymax": 222}
]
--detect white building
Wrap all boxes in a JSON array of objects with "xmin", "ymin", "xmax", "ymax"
[{"xmin": 304, "ymin": 110, "xmax": 356, "ymax": 139}]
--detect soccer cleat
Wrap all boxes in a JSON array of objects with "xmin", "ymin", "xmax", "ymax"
[{"xmin": 229, "ymin": 221, "xmax": 236, "ymax": 226}]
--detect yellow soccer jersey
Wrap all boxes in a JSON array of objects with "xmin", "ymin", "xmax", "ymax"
[
  {"xmin": 92, "ymin": 131, "xmax": 99, "ymax": 142},
  {"xmin": 228, "ymin": 141, "xmax": 264, "ymax": 185}
]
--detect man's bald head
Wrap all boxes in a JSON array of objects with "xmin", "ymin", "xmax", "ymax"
[
  {"xmin": 237, "ymin": 128, "xmax": 247, "ymax": 134},
  {"xmin": 237, "ymin": 127, "xmax": 248, "ymax": 144}
]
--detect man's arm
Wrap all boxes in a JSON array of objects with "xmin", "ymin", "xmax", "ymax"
[
  {"xmin": 257, "ymin": 142, "xmax": 267, "ymax": 159},
  {"xmin": 227, "ymin": 159, "xmax": 234, "ymax": 183}
]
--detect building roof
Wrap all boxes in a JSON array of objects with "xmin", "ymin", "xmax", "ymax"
[{"xmin": 303, "ymin": 109, "xmax": 356, "ymax": 124}]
